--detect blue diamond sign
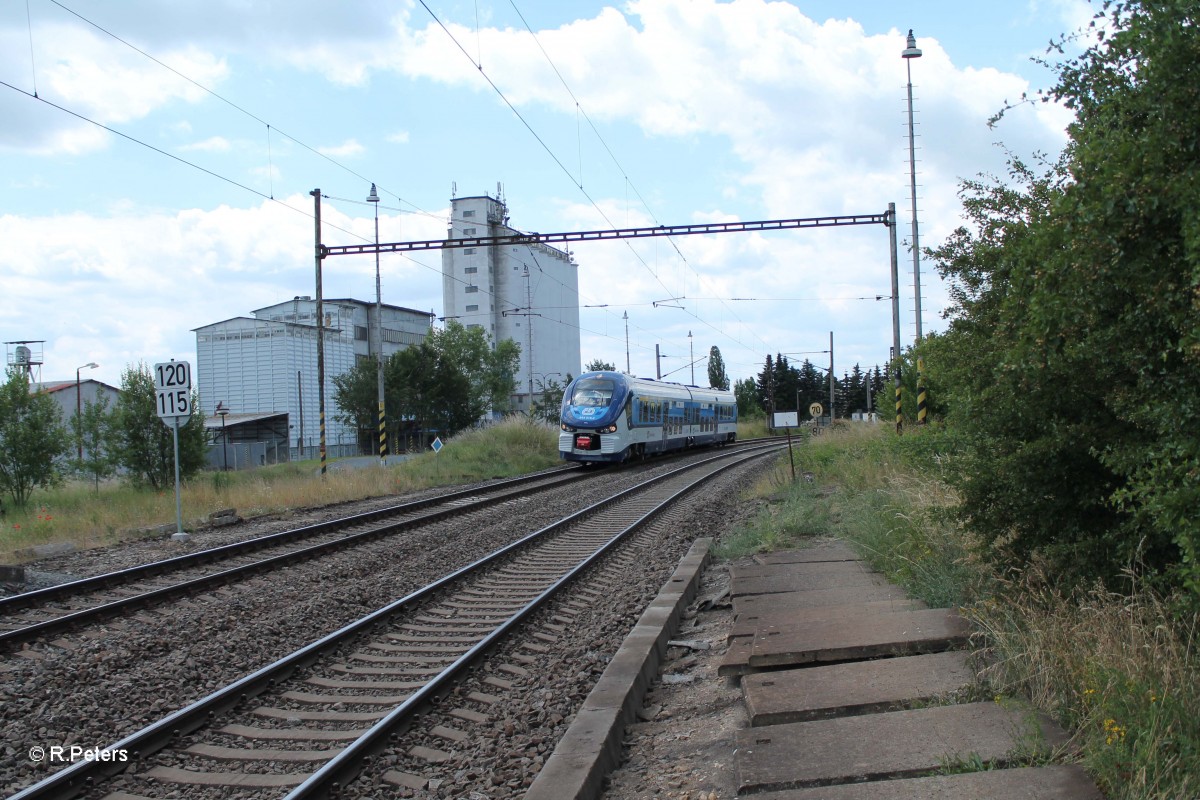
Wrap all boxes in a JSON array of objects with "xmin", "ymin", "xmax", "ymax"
[{"xmin": 431, "ymin": 437, "xmax": 443, "ymax": 453}]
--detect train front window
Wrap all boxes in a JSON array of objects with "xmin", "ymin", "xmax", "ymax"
[{"xmin": 570, "ymin": 379, "xmax": 615, "ymax": 408}]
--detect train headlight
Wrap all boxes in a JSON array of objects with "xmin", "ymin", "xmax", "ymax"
[
  {"xmin": 600, "ymin": 424, "xmax": 618, "ymax": 433},
  {"xmin": 561, "ymin": 423, "xmax": 577, "ymax": 432}
]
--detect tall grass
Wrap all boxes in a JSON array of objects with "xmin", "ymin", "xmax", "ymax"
[{"xmin": 717, "ymin": 422, "xmax": 1200, "ymax": 798}]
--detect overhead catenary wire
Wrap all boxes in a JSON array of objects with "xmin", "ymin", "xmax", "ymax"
[
  {"xmin": 502, "ymin": 0, "xmax": 771, "ymax": 358},
  {"xmin": 43, "ymin": 0, "xmax": 435, "ymax": 221}
]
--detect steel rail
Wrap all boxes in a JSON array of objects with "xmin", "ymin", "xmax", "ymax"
[
  {"xmin": 287, "ymin": 446, "xmax": 777, "ymax": 798},
  {"xmin": 0, "ymin": 466, "xmax": 577, "ymax": 615},
  {"xmin": 0, "ymin": 469, "xmax": 589, "ymax": 649},
  {"xmin": 7, "ymin": 442, "xmax": 783, "ymax": 800}
]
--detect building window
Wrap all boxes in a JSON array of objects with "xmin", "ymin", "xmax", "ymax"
[
  {"xmin": 354, "ymin": 325, "xmax": 368, "ymax": 341},
  {"xmin": 464, "ymin": 266, "xmax": 478, "ymax": 274},
  {"xmin": 466, "ymin": 304, "xmax": 479, "ymax": 312},
  {"xmin": 465, "ymin": 285, "xmax": 478, "ymax": 293},
  {"xmin": 464, "ymin": 227, "xmax": 476, "ymax": 236},
  {"xmin": 463, "ymin": 248, "xmax": 475, "ymax": 255},
  {"xmin": 463, "ymin": 209, "xmax": 475, "ymax": 217}
]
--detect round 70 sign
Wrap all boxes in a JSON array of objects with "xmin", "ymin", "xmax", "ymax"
[{"xmin": 154, "ymin": 360, "xmax": 192, "ymax": 422}]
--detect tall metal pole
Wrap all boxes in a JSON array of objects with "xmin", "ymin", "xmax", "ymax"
[
  {"xmin": 368, "ymin": 184, "xmax": 386, "ymax": 463},
  {"xmin": 828, "ymin": 331, "xmax": 835, "ymax": 421},
  {"xmin": 903, "ymin": 29, "xmax": 924, "ymax": 341},
  {"xmin": 74, "ymin": 362, "xmax": 96, "ymax": 460},
  {"xmin": 688, "ymin": 331, "xmax": 694, "ymax": 385},
  {"xmin": 524, "ymin": 266, "xmax": 533, "ymax": 410},
  {"xmin": 311, "ymin": 189, "xmax": 327, "ymax": 474},
  {"xmin": 623, "ymin": 311, "xmax": 630, "ymax": 373},
  {"xmin": 888, "ymin": 202, "xmax": 903, "ymax": 433}
]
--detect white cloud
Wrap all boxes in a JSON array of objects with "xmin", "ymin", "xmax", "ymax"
[
  {"xmin": 317, "ymin": 139, "xmax": 365, "ymax": 158},
  {"xmin": 180, "ymin": 136, "xmax": 232, "ymax": 152}
]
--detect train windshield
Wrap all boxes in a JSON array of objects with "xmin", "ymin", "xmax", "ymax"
[{"xmin": 569, "ymin": 378, "xmax": 616, "ymax": 408}]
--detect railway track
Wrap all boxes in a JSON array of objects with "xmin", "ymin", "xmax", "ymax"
[
  {"xmin": 0, "ymin": 468, "xmax": 591, "ymax": 649},
  {"xmin": 9, "ymin": 441, "xmax": 782, "ymax": 800}
]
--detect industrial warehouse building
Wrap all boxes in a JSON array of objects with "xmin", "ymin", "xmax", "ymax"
[
  {"xmin": 194, "ymin": 297, "xmax": 433, "ymax": 464},
  {"xmin": 193, "ymin": 190, "xmax": 581, "ymax": 467},
  {"xmin": 442, "ymin": 191, "xmax": 581, "ymax": 414}
]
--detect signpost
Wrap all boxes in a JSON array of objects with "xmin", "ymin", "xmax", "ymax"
[
  {"xmin": 772, "ymin": 412, "xmax": 800, "ymax": 481},
  {"xmin": 809, "ymin": 402, "xmax": 824, "ymax": 436},
  {"xmin": 431, "ymin": 436, "xmax": 444, "ymax": 478},
  {"xmin": 154, "ymin": 360, "xmax": 191, "ymax": 542}
]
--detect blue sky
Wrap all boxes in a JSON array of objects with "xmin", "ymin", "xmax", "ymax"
[{"xmin": 1, "ymin": 0, "xmax": 1091, "ymax": 392}]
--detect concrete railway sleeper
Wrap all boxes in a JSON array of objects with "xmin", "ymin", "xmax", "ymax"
[{"xmin": 9, "ymin": 442, "xmax": 783, "ymax": 800}]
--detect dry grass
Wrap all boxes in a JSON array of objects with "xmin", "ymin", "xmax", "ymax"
[{"xmin": 967, "ymin": 569, "xmax": 1200, "ymax": 799}]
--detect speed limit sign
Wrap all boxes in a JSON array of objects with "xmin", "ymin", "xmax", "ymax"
[
  {"xmin": 154, "ymin": 360, "xmax": 192, "ymax": 423},
  {"xmin": 809, "ymin": 402, "xmax": 824, "ymax": 418}
]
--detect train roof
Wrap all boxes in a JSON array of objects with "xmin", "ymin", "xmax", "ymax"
[{"xmin": 570, "ymin": 371, "xmax": 734, "ymax": 399}]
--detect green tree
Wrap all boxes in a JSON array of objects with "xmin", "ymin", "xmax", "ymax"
[
  {"xmin": 531, "ymin": 373, "xmax": 573, "ymax": 423},
  {"xmin": 707, "ymin": 346, "xmax": 730, "ymax": 390},
  {"xmin": 0, "ymin": 367, "xmax": 69, "ymax": 507},
  {"xmin": 584, "ymin": 358, "xmax": 615, "ymax": 372},
  {"xmin": 928, "ymin": 1, "xmax": 1200, "ymax": 594},
  {"xmin": 331, "ymin": 358, "xmax": 380, "ymax": 438},
  {"xmin": 485, "ymin": 339, "xmax": 522, "ymax": 414},
  {"xmin": 71, "ymin": 391, "xmax": 118, "ymax": 492},
  {"xmin": 113, "ymin": 362, "xmax": 207, "ymax": 488},
  {"xmin": 734, "ymin": 377, "xmax": 762, "ymax": 418},
  {"xmin": 381, "ymin": 323, "xmax": 522, "ymax": 446}
]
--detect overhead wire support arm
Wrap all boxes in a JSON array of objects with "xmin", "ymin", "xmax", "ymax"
[{"xmin": 320, "ymin": 212, "xmax": 891, "ymax": 257}]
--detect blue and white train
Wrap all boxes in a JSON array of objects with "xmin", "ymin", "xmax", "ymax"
[{"xmin": 558, "ymin": 371, "xmax": 738, "ymax": 464}]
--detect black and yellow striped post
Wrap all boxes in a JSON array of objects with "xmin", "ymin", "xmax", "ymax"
[
  {"xmin": 917, "ymin": 357, "xmax": 927, "ymax": 426},
  {"xmin": 319, "ymin": 412, "xmax": 327, "ymax": 474},
  {"xmin": 895, "ymin": 382, "xmax": 903, "ymax": 434},
  {"xmin": 378, "ymin": 401, "xmax": 387, "ymax": 460}
]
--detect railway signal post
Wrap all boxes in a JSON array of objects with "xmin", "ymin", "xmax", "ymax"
[{"xmin": 154, "ymin": 359, "xmax": 191, "ymax": 542}]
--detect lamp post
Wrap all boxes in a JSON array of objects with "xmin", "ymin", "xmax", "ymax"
[
  {"xmin": 688, "ymin": 331, "xmax": 694, "ymax": 385},
  {"xmin": 75, "ymin": 362, "xmax": 98, "ymax": 460},
  {"xmin": 367, "ymin": 183, "xmax": 386, "ymax": 464},
  {"xmin": 903, "ymin": 29, "xmax": 924, "ymax": 341},
  {"xmin": 623, "ymin": 311, "xmax": 630, "ymax": 374},
  {"xmin": 215, "ymin": 401, "xmax": 229, "ymax": 471}
]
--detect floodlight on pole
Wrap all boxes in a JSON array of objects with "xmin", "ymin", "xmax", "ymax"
[
  {"xmin": 75, "ymin": 362, "xmax": 98, "ymax": 460},
  {"xmin": 688, "ymin": 331, "xmax": 694, "ymax": 385},
  {"xmin": 367, "ymin": 182, "xmax": 386, "ymax": 464},
  {"xmin": 903, "ymin": 29, "xmax": 924, "ymax": 341}
]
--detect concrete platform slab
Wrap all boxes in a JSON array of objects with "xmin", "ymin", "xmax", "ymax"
[
  {"xmin": 733, "ymin": 584, "xmax": 911, "ymax": 616},
  {"xmin": 749, "ymin": 765, "xmax": 1103, "ymax": 799},
  {"xmin": 749, "ymin": 608, "xmax": 968, "ymax": 669},
  {"xmin": 731, "ymin": 560, "xmax": 873, "ymax": 582},
  {"xmin": 731, "ymin": 570, "xmax": 888, "ymax": 598},
  {"xmin": 731, "ymin": 599, "xmax": 926, "ymax": 640},
  {"xmin": 743, "ymin": 651, "xmax": 973, "ymax": 725},
  {"xmin": 749, "ymin": 542, "xmax": 861, "ymax": 564},
  {"xmin": 735, "ymin": 702, "xmax": 1070, "ymax": 794}
]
